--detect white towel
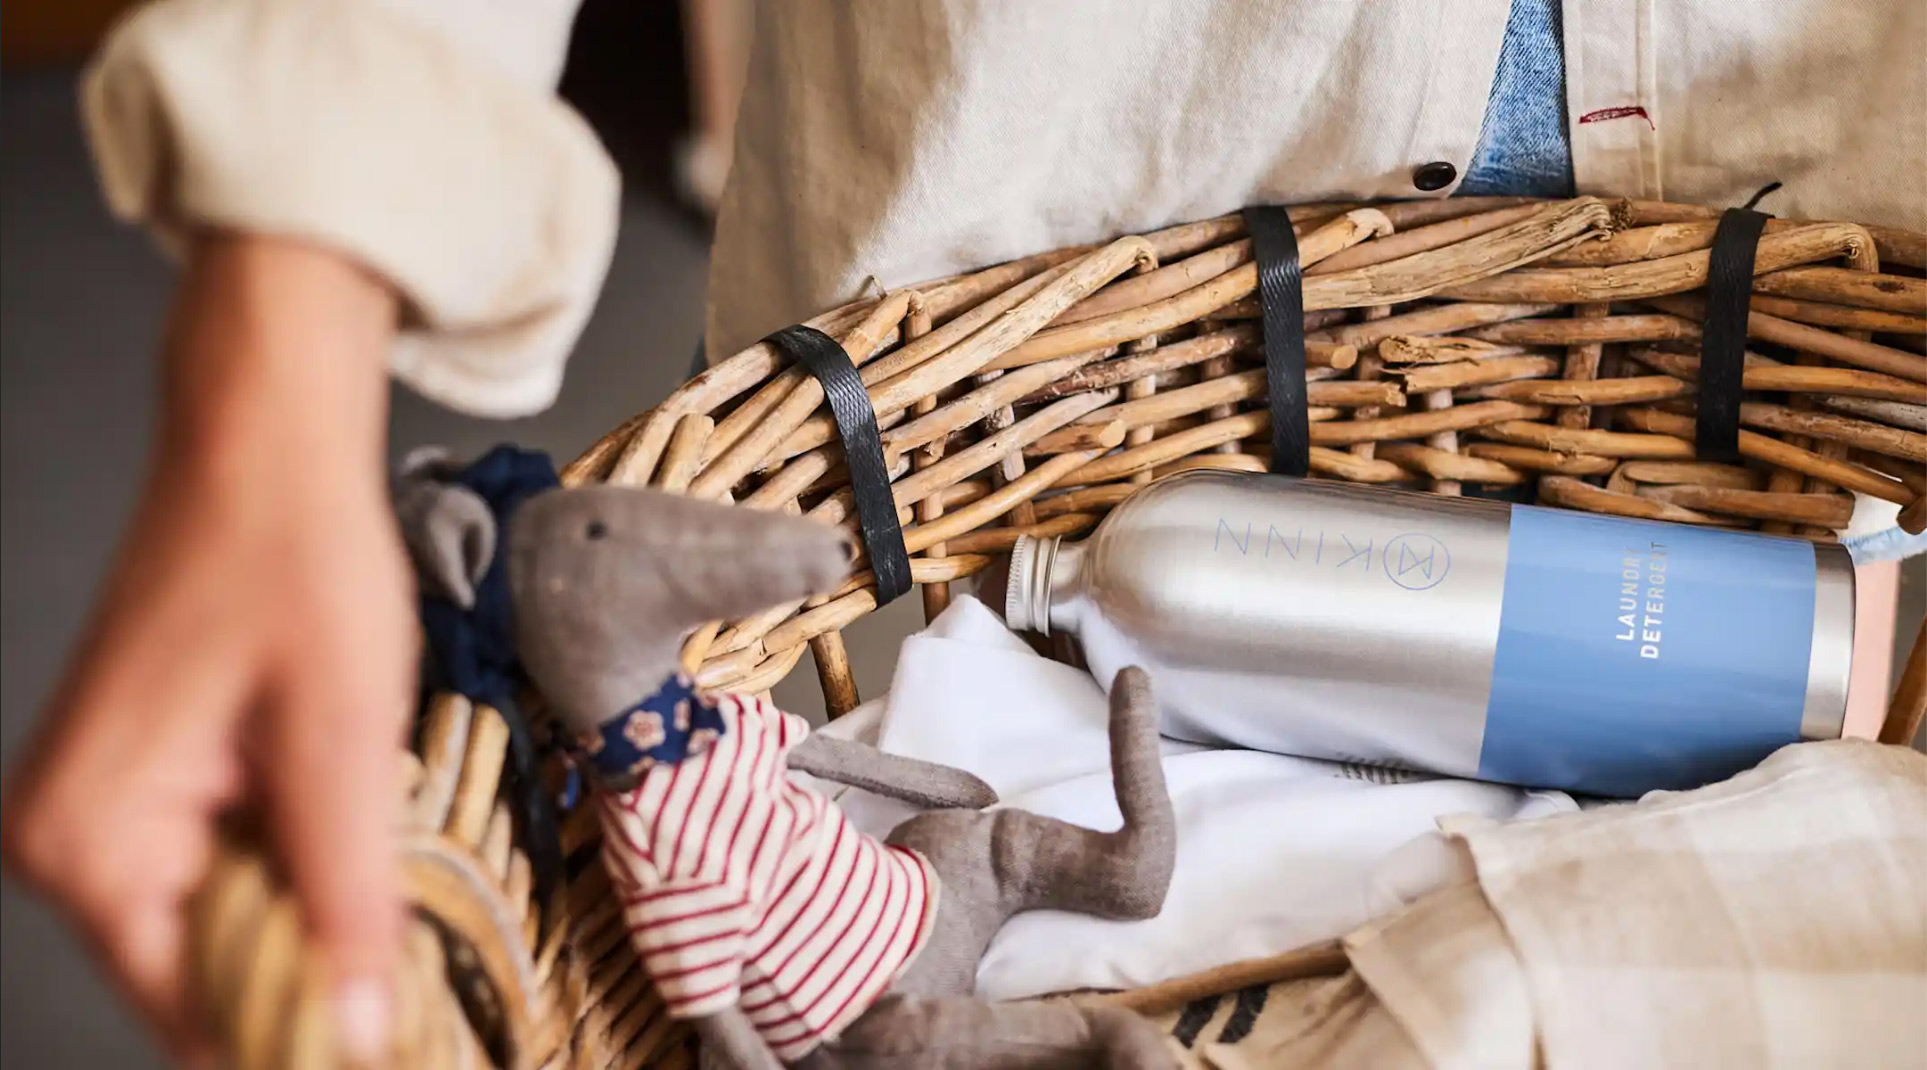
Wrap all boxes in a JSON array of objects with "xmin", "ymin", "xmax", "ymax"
[{"xmin": 801, "ymin": 597, "xmax": 1575, "ymax": 1000}]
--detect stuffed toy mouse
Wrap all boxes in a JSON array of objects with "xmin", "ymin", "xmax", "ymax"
[{"xmin": 397, "ymin": 448, "xmax": 1180, "ymax": 1070}]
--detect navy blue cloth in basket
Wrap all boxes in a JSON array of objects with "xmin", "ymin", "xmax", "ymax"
[
  {"xmin": 415, "ymin": 444, "xmax": 565, "ymax": 925},
  {"xmin": 418, "ymin": 445, "xmax": 559, "ymax": 703}
]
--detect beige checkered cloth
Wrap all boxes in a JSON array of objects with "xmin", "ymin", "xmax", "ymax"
[{"xmin": 1153, "ymin": 741, "xmax": 1927, "ymax": 1069}]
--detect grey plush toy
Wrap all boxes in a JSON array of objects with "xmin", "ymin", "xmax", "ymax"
[{"xmin": 397, "ymin": 459, "xmax": 1179, "ymax": 1070}]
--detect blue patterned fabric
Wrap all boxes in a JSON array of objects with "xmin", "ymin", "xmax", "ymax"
[
  {"xmin": 1459, "ymin": 0, "xmax": 1575, "ymax": 198},
  {"xmin": 571, "ymin": 673, "xmax": 729, "ymax": 783}
]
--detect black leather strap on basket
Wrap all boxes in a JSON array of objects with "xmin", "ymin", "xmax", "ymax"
[
  {"xmin": 1243, "ymin": 205, "xmax": 1312, "ymax": 477},
  {"xmin": 765, "ymin": 324, "xmax": 913, "ymax": 605},
  {"xmin": 1697, "ymin": 206, "xmax": 1770, "ymax": 462}
]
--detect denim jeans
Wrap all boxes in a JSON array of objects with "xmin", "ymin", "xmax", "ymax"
[
  {"xmin": 1460, "ymin": 0, "xmax": 1575, "ymax": 198},
  {"xmin": 1843, "ymin": 521, "xmax": 1927, "ymax": 565}
]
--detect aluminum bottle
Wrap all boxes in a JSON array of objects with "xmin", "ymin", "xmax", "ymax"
[{"xmin": 1005, "ymin": 470, "xmax": 1854, "ymax": 796}]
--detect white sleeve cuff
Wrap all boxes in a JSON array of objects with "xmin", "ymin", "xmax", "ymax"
[{"xmin": 81, "ymin": 0, "xmax": 619, "ymax": 417}]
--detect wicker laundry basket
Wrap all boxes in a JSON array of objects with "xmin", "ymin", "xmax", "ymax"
[{"xmin": 190, "ymin": 196, "xmax": 1927, "ymax": 1070}]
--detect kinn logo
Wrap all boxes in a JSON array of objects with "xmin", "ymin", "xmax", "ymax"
[
  {"xmin": 1382, "ymin": 533, "xmax": 1450, "ymax": 591},
  {"xmin": 1216, "ymin": 519, "xmax": 1451, "ymax": 592}
]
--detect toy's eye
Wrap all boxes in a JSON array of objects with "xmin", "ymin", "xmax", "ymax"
[{"xmin": 585, "ymin": 521, "xmax": 608, "ymax": 540}]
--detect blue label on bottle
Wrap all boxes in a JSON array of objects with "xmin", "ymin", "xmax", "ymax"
[{"xmin": 1479, "ymin": 506, "xmax": 1818, "ymax": 796}]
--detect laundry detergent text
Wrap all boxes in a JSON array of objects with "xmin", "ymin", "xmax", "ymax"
[{"xmin": 1615, "ymin": 542, "xmax": 1668, "ymax": 659}]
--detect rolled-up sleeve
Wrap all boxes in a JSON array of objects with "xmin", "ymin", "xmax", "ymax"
[{"xmin": 81, "ymin": 0, "xmax": 619, "ymax": 417}]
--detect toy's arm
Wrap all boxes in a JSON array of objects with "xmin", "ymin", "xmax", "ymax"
[
  {"xmin": 691, "ymin": 1007, "xmax": 784, "ymax": 1070},
  {"xmin": 787, "ymin": 735, "xmax": 999, "ymax": 810}
]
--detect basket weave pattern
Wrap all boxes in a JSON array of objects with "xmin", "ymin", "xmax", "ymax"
[{"xmin": 195, "ymin": 197, "xmax": 1927, "ymax": 1069}]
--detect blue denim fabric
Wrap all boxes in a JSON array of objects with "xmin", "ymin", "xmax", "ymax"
[
  {"xmin": 1459, "ymin": 0, "xmax": 1575, "ymax": 198},
  {"xmin": 1843, "ymin": 524, "xmax": 1927, "ymax": 565}
]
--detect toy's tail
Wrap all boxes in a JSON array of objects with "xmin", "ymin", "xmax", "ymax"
[
  {"xmin": 995, "ymin": 665, "xmax": 1178, "ymax": 920},
  {"xmin": 1097, "ymin": 666, "xmax": 1178, "ymax": 917}
]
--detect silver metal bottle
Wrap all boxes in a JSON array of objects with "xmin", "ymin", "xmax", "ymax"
[{"xmin": 1005, "ymin": 470, "xmax": 1855, "ymax": 795}]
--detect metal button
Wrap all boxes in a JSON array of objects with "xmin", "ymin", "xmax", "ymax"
[{"xmin": 1412, "ymin": 161, "xmax": 1458, "ymax": 191}]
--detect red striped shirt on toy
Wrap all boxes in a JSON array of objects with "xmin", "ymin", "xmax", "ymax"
[{"xmin": 594, "ymin": 685, "xmax": 936, "ymax": 1058}]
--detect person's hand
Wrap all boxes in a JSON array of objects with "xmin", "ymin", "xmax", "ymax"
[{"xmin": 1, "ymin": 234, "xmax": 410, "ymax": 1063}]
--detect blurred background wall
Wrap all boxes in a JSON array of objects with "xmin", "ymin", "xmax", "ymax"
[{"xmin": 2, "ymin": 0, "xmax": 146, "ymax": 67}]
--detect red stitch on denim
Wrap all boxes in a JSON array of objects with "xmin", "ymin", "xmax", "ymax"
[{"xmin": 1578, "ymin": 106, "xmax": 1655, "ymax": 130}]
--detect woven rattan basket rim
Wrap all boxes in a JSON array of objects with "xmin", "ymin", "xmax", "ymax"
[{"xmin": 192, "ymin": 195, "xmax": 1926, "ymax": 1070}]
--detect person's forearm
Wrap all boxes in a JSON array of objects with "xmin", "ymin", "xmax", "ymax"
[
  {"xmin": 161, "ymin": 234, "xmax": 399, "ymax": 496},
  {"xmin": 1, "ymin": 231, "xmax": 416, "ymax": 1063}
]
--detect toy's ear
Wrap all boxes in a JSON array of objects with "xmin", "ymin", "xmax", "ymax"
[
  {"xmin": 398, "ymin": 445, "xmax": 452, "ymax": 479},
  {"xmin": 398, "ymin": 482, "xmax": 497, "ymax": 610}
]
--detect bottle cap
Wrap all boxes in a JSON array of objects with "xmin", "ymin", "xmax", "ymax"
[{"xmin": 1004, "ymin": 534, "xmax": 1061, "ymax": 635}]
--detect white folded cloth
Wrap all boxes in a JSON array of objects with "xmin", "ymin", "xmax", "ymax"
[{"xmin": 801, "ymin": 596, "xmax": 1575, "ymax": 1000}]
